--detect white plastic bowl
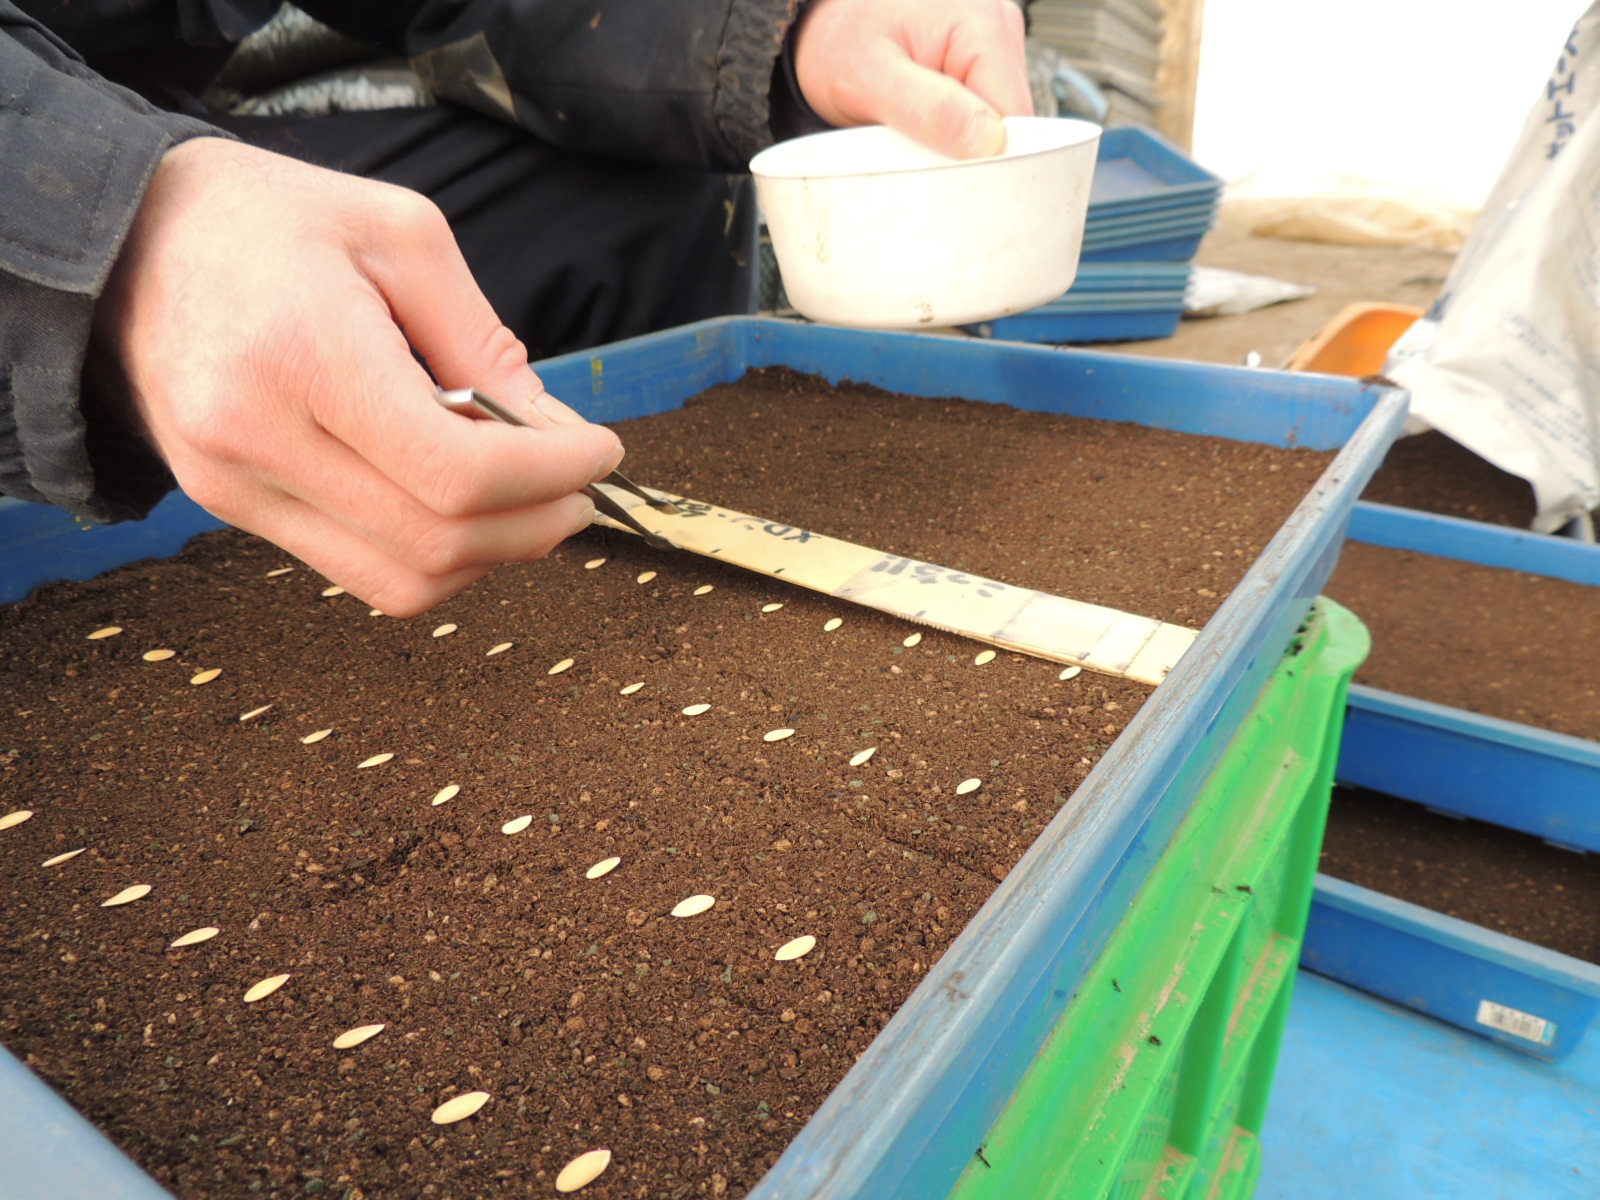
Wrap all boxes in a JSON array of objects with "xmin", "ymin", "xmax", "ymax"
[{"xmin": 750, "ymin": 116, "xmax": 1102, "ymax": 330}]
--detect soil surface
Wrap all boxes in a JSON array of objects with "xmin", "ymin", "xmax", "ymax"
[
  {"xmin": 1357, "ymin": 431, "xmax": 1537, "ymax": 528},
  {"xmin": 1320, "ymin": 543, "xmax": 1600, "ymax": 965},
  {"xmin": 1117, "ymin": 226, "xmax": 1600, "ymax": 963},
  {"xmin": 0, "ymin": 369, "xmax": 1332, "ymax": 1199},
  {"xmin": 1320, "ymin": 788, "xmax": 1600, "ymax": 964},
  {"xmin": 1325, "ymin": 543, "xmax": 1600, "ymax": 743}
]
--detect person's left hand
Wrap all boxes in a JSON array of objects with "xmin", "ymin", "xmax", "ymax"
[{"xmin": 791, "ymin": 0, "xmax": 1032, "ymax": 160}]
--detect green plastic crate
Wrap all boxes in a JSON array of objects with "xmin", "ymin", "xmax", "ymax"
[{"xmin": 952, "ymin": 599, "xmax": 1369, "ymax": 1200}]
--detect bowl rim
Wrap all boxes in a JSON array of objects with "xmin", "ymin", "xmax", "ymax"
[{"xmin": 749, "ymin": 115, "xmax": 1101, "ymax": 183}]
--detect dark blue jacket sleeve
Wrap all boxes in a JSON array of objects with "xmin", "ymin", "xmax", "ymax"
[
  {"xmin": 0, "ymin": 2, "xmax": 225, "ymax": 520},
  {"xmin": 296, "ymin": 0, "xmax": 804, "ymax": 168}
]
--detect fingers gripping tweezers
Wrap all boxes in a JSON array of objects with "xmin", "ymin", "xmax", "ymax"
[{"xmin": 434, "ymin": 387, "xmax": 677, "ymax": 551}]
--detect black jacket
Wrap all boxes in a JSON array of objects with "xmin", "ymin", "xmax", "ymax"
[{"xmin": 1, "ymin": 0, "xmax": 804, "ymax": 522}]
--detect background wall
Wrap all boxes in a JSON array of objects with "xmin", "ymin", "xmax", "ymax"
[{"xmin": 1191, "ymin": 0, "xmax": 1585, "ymax": 208}]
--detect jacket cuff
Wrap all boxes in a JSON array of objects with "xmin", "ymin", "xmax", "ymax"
[
  {"xmin": 0, "ymin": 26, "xmax": 224, "ymax": 521},
  {"xmin": 717, "ymin": 0, "xmax": 814, "ymax": 162},
  {"xmin": 768, "ymin": 1, "xmax": 831, "ymax": 145}
]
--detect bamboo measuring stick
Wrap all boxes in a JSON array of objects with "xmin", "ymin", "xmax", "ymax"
[{"xmin": 592, "ymin": 485, "xmax": 1196, "ymax": 687}]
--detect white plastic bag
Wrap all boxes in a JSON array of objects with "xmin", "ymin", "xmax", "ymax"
[{"xmin": 1388, "ymin": 6, "xmax": 1600, "ymax": 533}]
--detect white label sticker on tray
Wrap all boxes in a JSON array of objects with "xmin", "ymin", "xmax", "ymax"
[{"xmin": 1475, "ymin": 999, "xmax": 1556, "ymax": 1045}]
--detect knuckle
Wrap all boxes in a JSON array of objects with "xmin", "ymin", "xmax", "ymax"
[
  {"xmin": 414, "ymin": 444, "xmax": 491, "ymax": 518},
  {"xmin": 370, "ymin": 569, "xmax": 479, "ymax": 619},
  {"xmin": 387, "ymin": 187, "xmax": 449, "ymax": 240},
  {"xmin": 398, "ymin": 518, "xmax": 476, "ymax": 578},
  {"xmin": 367, "ymin": 581, "xmax": 433, "ymax": 620},
  {"xmin": 178, "ymin": 471, "xmax": 235, "ymax": 517},
  {"xmin": 478, "ymin": 322, "xmax": 531, "ymax": 379},
  {"xmin": 163, "ymin": 397, "xmax": 237, "ymax": 459}
]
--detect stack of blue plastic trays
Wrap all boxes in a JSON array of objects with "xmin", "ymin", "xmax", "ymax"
[{"xmin": 971, "ymin": 125, "xmax": 1222, "ymax": 344}]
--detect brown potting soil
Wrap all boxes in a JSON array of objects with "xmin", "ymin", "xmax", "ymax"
[
  {"xmin": 1325, "ymin": 542, "xmax": 1600, "ymax": 743},
  {"xmin": 1359, "ymin": 429, "xmax": 1537, "ymax": 528},
  {"xmin": 1320, "ymin": 539, "xmax": 1600, "ymax": 963},
  {"xmin": 1320, "ymin": 788, "xmax": 1600, "ymax": 964},
  {"xmin": 0, "ymin": 368, "xmax": 1335, "ymax": 1199}
]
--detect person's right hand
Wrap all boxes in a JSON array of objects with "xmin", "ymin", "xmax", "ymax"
[
  {"xmin": 94, "ymin": 137, "xmax": 623, "ymax": 617},
  {"xmin": 792, "ymin": 0, "xmax": 1032, "ymax": 159}
]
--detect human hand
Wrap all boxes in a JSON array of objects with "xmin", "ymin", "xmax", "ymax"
[
  {"xmin": 792, "ymin": 0, "xmax": 1032, "ymax": 159},
  {"xmin": 95, "ymin": 137, "xmax": 623, "ymax": 617}
]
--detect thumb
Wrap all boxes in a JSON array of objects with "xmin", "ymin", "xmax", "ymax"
[{"xmin": 868, "ymin": 55, "xmax": 1007, "ymax": 159}]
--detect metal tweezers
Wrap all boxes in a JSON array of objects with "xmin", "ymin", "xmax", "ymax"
[{"xmin": 435, "ymin": 387, "xmax": 677, "ymax": 550}]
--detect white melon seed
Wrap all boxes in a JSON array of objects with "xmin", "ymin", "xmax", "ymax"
[
  {"xmin": 169, "ymin": 926, "xmax": 219, "ymax": 949},
  {"xmin": 555, "ymin": 1148, "xmax": 613, "ymax": 1193},
  {"xmin": 636, "ymin": 571, "xmax": 657, "ymax": 584},
  {"xmin": 670, "ymin": 894, "xmax": 715, "ymax": 918},
  {"xmin": 773, "ymin": 935, "xmax": 816, "ymax": 962},
  {"xmin": 243, "ymin": 973, "xmax": 290, "ymax": 1003},
  {"xmin": 486, "ymin": 642, "xmax": 513, "ymax": 656},
  {"xmin": 101, "ymin": 884, "xmax": 151, "ymax": 908},
  {"xmin": 358, "ymin": 752, "xmax": 394, "ymax": 769},
  {"xmin": 584, "ymin": 558, "xmax": 607, "ymax": 570},
  {"xmin": 301, "ymin": 728, "xmax": 333, "ymax": 745},
  {"xmin": 332, "ymin": 1024, "xmax": 387, "ymax": 1050},
  {"xmin": 693, "ymin": 584, "xmax": 714, "ymax": 596},
  {"xmin": 548, "ymin": 658, "xmax": 575, "ymax": 675},
  {"xmin": 1058, "ymin": 665, "xmax": 1083, "ymax": 681},
  {"xmin": 431, "ymin": 1091, "xmax": 490, "ymax": 1125},
  {"xmin": 902, "ymin": 633, "xmax": 922, "ymax": 648},
  {"xmin": 823, "ymin": 618, "xmax": 843, "ymax": 632},
  {"xmin": 86, "ymin": 626, "xmax": 122, "ymax": 640},
  {"xmin": 585, "ymin": 856, "xmax": 621, "ymax": 880},
  {"xmin": 0, "ymin": 809, "xmax": 33, "ymax": 832},
  {"xmin": 142, "ymin": 648, "xmax": 177, "ymax": 662},
  {"xmin": 239, "ymin": 704, "xmax": 273, "ymax": 722},
  {"xmin": 974, "ymin": 650, "xmax": 996, "ymax": 666},
  {"xmin": 502, "ymin": 814, "xmax": 533, "ymax": 835},
  {"xmin": 431, "ymin": 784, "xmax": 460, "ymax": 807},
  {"xmin": 189, "ymin": 668, "xmax": 222, "ymax": 685},
  {"xmin": 955, "ymin": 777, "xmax": 983, "ymax": 796},
  {"xmin": 265, "ymin": 567, "xmax": 294, "ymax": 578},
  {"xmin": 432, "ymin": 623, "xmax": 457, "ymax": 638},
  {"xmin": 41, "ymin": 848, "xmax": 85, "ymax": 868},
  {"xmin": 848, "ymin": 747, "xmax": 878, "ymax": 768},
  {"xmin": 681, "ymin": 703, "xmax": 711, "ymax": 717},
  {"xmin": 619, "ymin": 682, "xmax": 644, "ymax": 696},
  {"xmin": 761, "ymin": 603, "xmax": 784, "ymax": 613},
  {"xmin": 321, "ymin": 585, "xmax": 346, "ymax": 598},
  {"xmin": 763, "ymin": 728, "xmax": 795, "ymax": 743}
]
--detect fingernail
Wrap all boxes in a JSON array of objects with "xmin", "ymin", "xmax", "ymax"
[
  {"xmin": 964, "ymin": 108, "xmax": 1006, "ymax": 159},
  {"xmin": 597, "ymin": 434, "xmax": 625, "ymax": 478}
]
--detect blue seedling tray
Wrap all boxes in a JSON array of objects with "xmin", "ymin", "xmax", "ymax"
[
  {"xmin": 1302, "ymin": 499, "xmax": 1600, "ymax": 1059},
  {"xmin": 1339, "ymin": 501, "xmax": 1600, "ymax": 850},
  {"xmin": 971, "ymin": 307, "xmax": 1182, "ymax": 344},
  {"xmin": 0, "ymin": 317, "xmax": 1407, "ymax": 1200},
  {"xmin": 1085, "ymin": 200, "xmax": 1217, "ymax": 237},
  {"xmin": 1069, "ymin": 262, "xmax": 1192, "ymax": 291},
  {"xmin": 1081, "ymin": 229, "xmax": 1212, "ymax": 264},
  {"xmin": 1306, "ymin": 877, "xmax": 1600, "ymax": 1062},
  {"xmin": 1088, "ymin": 126, "xmax": 1224, "ymax": 217},
  {"xmin": 1045, "ymin": 290, "xmax": 1188, "ymax": 308}
]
